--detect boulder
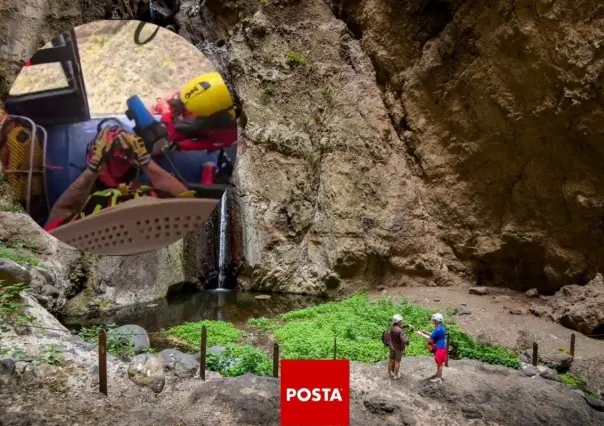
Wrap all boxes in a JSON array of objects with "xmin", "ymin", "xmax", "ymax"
[
  {"xmin": 526, "ymin": 288, "xmax": 539, "ymax": 298},
  {"xmin": 469, "ymin": 287, "xmax": 488, "ymax": 295},
  {"xmin": 537, "ymin": 366, "xmax": 560, "ymax": 382},
  {"xmin": 0, "ymin": 358, "xmax": 15, "ymax": 376},
  {"xmin": 127, "ymin": 353, "xmax": 165, "ymax": 393},
  {"xmin": 539, "ymin": 354, "xmax": 573, "ymax": 373},
  {"xmin": 585, "ymin": 397, "xmax": 604, "ymax": 412},
  {"xmin": 457, "ymin": 306, "xmax": 472, "ymax": 316},
  {"xmin": 509, "ymin": 308, "xmax": 525, "ymax": 315},
  {"xmin": 551, "ymin": 274, "xmax": 604, "ymax": 335},
  {"xmin": 0, "ymin": 258, "xmax": 31, "ymax": 286},
  {"xmin": 520, "ymin": 364, "xmax": 539, "ymax": 377},
  {"xmin": 108, "ymin": 325, "xmax": 150, "ymax": 354},
  {"xmin": 159, "ymin": 348, "xmax": 199, "ymax": 378}
]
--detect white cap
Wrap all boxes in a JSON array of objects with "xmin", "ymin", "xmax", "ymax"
[
  {"xmin": 392, "ymin": 314, "xmax": 403, "ymax": 324},
  {"xmin": 431, "ymin": 313, "xmax": 444, "ymax": 323}
]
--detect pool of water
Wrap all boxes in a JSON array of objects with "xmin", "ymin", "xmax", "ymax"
[{"xmin": 61, "ymin": 290, "xmax": 333, "ymax": 333}]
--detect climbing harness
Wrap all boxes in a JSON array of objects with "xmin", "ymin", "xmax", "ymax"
[{"xmin": 0, "ymin": 115, "xmax": 47, "ymax": 214}]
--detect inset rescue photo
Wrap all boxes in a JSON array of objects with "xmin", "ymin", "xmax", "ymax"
[{"xmin": 1, "ymin": 20, "xmax": 239, "ymax": 256}]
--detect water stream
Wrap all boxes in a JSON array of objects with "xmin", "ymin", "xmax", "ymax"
[{"xmin": 217, "ymin": 191, "xmax": 229, "ymax": 290}]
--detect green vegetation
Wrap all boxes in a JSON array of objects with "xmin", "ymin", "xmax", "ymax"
[
  {"xmin": 207, "ymin": 345, "xmax": 273, "ymax": 377},
  {"xmin": 1, "ymin": 203, "xmax": 25, "ymax": 213},
  {"xmin": 167, "ymin": 320, "xmax": 272, "ymax": 377},
  {"xmin": 261, "ymin": 84, "xmax": 274, "ymax": 104},
  {"xmin": 0, "ymin": 344, "xmax": 63, "ymax": 367},
  {"xmin": 168, "ymin": 320, "xmax": 240, "ymax": 347},
  {"xmin": 304, "ymin": 150, "xmax": 319, "ymax": 169},
  {"xmin": 323, "ymin": 85, "xmax": 335, "ymax": 104},
  {"xmin": 249, "ymin": 294, "xmax": 521, "ymax": 369},
  {"xmin": 0, "ymin": 281, "xmax": 34, "ymax": 332},
  {"xmin": 559, "ymin": 372, "xmax": 600, "ymax": 398},
  {"xmin": 286, "ymin": 51, "xmax": 307, "ymax": 66},
  {"xmin": 0, "ymin": 241, "xmax": 40, "ymax": 266},
  {"xmin": 559, "ymin": 372, "xmax": 588, "ymax": 390},
  {"xmin": 77, "ymin": 324, "xmax": 134, "ymax": 359},
  {"xmin": 169, "ymin": 294, "xmax": 521, "ymax": 379}
]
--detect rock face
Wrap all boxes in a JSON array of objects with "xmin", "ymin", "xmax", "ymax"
[
  {"xmin": 3, "ymin": 0, "xmax": 604, "ymax": 300},
  {"xmin": 61, "ymin": 240, "xmax": 186, "ymax": 316},
  {"xmin": 0, "ymin": 211, "xmax": 188, "ymax": 318},
  {"xmin": 178, "ymin": 0, "xmax": 604, "ymax": 296},
  {"xmin": 551, "ymin": 273, "xmax": 604, "ymax": 336},
  {"xmin": 329, "ymin": 0, "xmax": 604, "ymax": 295},
  {"xmin": 181, "ymin": 0, "xmax": 463, "ymax": 295}
]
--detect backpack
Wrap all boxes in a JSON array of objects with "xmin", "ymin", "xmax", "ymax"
[{"xmin": 382, "ymin": 330, "xmax": 391, "ymax": 346}]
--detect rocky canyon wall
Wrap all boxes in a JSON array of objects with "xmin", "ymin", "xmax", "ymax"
[{"xmin": 2, "ymin": 0, "xmax": 604, "ymax": 299}]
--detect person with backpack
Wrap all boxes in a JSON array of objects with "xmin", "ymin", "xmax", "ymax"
[{"xmin": 383, "ymin": 314, "xmax": 410, "ymax": 380}]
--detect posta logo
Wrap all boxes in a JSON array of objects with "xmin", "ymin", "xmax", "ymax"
[{"xmin": 280, "ymin": 360, "xmax": 350, "ymax": 426}]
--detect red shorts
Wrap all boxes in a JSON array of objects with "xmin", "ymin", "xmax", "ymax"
[{"xmin": 434, "ymin": 348, "xmax": 448, "ymax": 366}]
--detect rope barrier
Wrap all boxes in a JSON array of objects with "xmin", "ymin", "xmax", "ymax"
[{"xmin": 21, "ymin": 324, "xmax": 165, "ymax": 336}]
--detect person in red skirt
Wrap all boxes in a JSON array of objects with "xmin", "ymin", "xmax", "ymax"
[{"xmin": 427, "ymin": 313, "xmax": 447, "ymax": 383}]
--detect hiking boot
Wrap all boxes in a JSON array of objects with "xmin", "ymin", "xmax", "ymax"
[
  {"xmin": 429, "ymin": 377, "xmax": 443, "ymax": 384},
  {"xmin": 393, "ymin": 373, "xmax": 401, "ymax": 380}
]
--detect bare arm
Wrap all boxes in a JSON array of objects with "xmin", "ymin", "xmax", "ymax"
[
  {"xmin": 46, "ymin": 168, "xmax": 99, "ymax": 224},
  {"xmin": 140, "ymin": 159, "xmax": 188, "ymax": 196}
]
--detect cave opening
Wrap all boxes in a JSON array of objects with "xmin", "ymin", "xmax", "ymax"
[{"xmin": 591, "ymin": 323, "xmax": 604, "ymax": 339}]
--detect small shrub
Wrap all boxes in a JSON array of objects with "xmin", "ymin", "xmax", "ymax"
[
  {"xmin": 78, "ymin": 324, "xmax": 134, "ymax": 359},
  {"xmin": 0, "ymin": 281, "xmax": 34, "ymax": 332},
  {"xmin": 261, "ymin": 84, "xmax": 274, "ymax": 104},
  {"xmin": 248, "ymin": 317, "xmax": 278, "ymax": 332},
  {"xmin": 207, "ymin": 344, "xmax": 272, "ymax": 377},
  {"xmin": 286, "ymin": 51, "xmax": 307, "ymax": 66},
  {"xmin": 559, "ymin": 373, "xmax": 588, "ymax": 390},
  {"xmin": 39, "ymin": 344, "xmax": 62, "ymax": 366}
]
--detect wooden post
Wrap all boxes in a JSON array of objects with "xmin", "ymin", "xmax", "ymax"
[
  {"xmin": 532, "ymin": 342, "xmax": 538, "ymax": 366},
  {"xmin": 98, "ymin": 329, "xmax": 107, "ymax": 396},
  {"xmin": 200, "ymin": 326, "xmax": 207, "ymax": 381},
  {"xmin": 570, "ymin": 333, "xmax": 575, "ymax": 358},
  {"xmin": 273, "ymin": 343, "xmax": 279, "ymax": 378},
  {"xmin": 445, "ymin": 336, "xmax": 449, "ymax": 367},
  {"xmin": 333, "ymin": 336, "xmax": 337, "ymax": 360}
]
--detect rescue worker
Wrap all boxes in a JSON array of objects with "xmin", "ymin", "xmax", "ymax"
[
  {"xmin": 44, "ymin": 127, "xmax": 192, "ymax": 232},
  {"xmin": 154, "ymin": 72, "xmax": 239, "ymax": 152}
]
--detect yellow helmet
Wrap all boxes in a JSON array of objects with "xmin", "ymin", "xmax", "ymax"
[{"xmin": 179, "ymin": 72, "xmax": 234, "ymax": 117}]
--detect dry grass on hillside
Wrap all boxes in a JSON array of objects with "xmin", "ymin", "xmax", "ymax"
[{"xmin": 9, "ymin": 20, "xmax": 214, "ymax": 115}]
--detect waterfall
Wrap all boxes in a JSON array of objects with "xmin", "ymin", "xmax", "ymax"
[
  {"xmin": 217, "ymin": 190, "xmax": 229, "ymax": 290},
  {"xmin": 149, "ymin": 0, "xmax": 155, "ymax": 21}
]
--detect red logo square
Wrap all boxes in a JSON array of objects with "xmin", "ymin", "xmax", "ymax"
[{"xmin": 280, "ymin": 360, "xmax": 350, "ymax": 426}]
